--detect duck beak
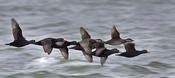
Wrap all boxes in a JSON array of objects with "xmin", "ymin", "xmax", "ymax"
[
  {"xmin": 146, "ymin": 50, "xmax": 150, "ymax": 53},
  {"xmin": 118, "ymin": 50, "xmax": 120, "ymax": 53}
]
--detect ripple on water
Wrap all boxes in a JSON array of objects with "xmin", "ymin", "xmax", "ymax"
[
  {"xmin": 25, "ymin": 57, "xmax": 58, "ymax": 69},
  {"xmin": 4, "ymin": 71, "xmax": 107, "ymax": 78},
  {"xmin": 111, "ymin": 64, "xmax": 158, "ymax": 75},
  {"xmin": 146, "ymin": 61, "xmax": 174, "ymax": 70}
]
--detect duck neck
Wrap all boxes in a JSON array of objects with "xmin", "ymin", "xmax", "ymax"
[{"xmin": 67, "ymin": 41, "xmax": 78, "ymax": 46}]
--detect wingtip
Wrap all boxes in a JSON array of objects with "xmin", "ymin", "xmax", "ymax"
[
  {"xmin": 64, "ymin": 57, "xmax": 69, "ymax": 60},
  {"xmin": 112, "ymin": 25, "xmax": 117, "ymax": 30},
  {"xmin": 84, "ymin": 54, "xmax": 93, "ymax": 62},
  {"xmin": 80, "ymin": 27, "xmax": 86, "ymax": 32},
  {"xmin": 80, "ymin": 27, "xmax": 84, "ymax": 29},
  {"xmin": 100, "ymin": 57, "xmax": 107, "ymax": 66},
  {"xmin": 5, "ymin": 43, "xmax": 10, "ymax": 45},
  {"xmin": 80, "ymin": 27, "xmax": 91, "ymax": 40},
  {"xmin": 11, "ymin": 18, "xmax": 18, "ymax": 27},
  {"xmin": 47, "ymin": 52, "xmax": 51, "ymax": 55},
  {"xmin": 11, "ymin": 18, "xmax": 16, "ymax": 22}
]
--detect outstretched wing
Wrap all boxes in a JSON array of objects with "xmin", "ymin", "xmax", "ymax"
[
  {"xmin": 80, "ymin": 27, "xmax": 91, "ymax": 40},
  {"xmin": 79, "ymin": 39, "xmax": 92, "ymax": 54},
  {"xmin": 82, "ymin": 51, "xmax": 93, "ymax": 62},
  {"xmin": 100, "ymin": 57, "xmax": 108, "ymax": 66},
  {"xmin": 59, "ymin": 47, "xmax": 69, "ymax": 60},
  {"xmin": 124, "ymin": 43, "xmax": 136, "ymax": 52},
  {"xmin": 41, "ymin": 39, "xmax": 53, "ymax": 55},
  {"xmin": 11, "ymin": 18, "xmax": 26, "ymax": 41},
  {"xmin": 111, "ymin": 25, "xmax": 120, "ymax": 39}
]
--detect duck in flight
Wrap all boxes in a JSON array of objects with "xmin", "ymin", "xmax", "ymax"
[
  {"xmin": 117, "ymin": 43, "xmax": 149, "ymax": 58},
  {"xmin": 70, "ymin": 27, "xmax": 97, "ymax": 62},
  {"xmin": 5, "ymin": 18, "xmax": 35, "ymax": 47},
  {"xmin": 105, "ymin": 25, "xmax": 133, "ymax": 45},
  {"xmin": 34, "ymin": 38, "xmax": 77, "ymax": 60},
  {"xmin": 91, "ymin": 39, "xmax": 120, "ymax": 66}
]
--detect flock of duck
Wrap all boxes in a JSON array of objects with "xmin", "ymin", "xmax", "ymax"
[{"xmin": 5, "ymin": 18, "xmax": 150, "ymax": 66}]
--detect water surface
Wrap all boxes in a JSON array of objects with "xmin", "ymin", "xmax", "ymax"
[{"xmin": 0, "ymin": 0, "xmax": 175, "ymax": 78}]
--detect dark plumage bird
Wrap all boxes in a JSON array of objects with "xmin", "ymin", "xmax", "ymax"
[
  {"xmin": 91, "ymin": 39, "xmax": 120, "ymax": 66},
  {"xmin": 5, "ymin": 18, "xmax": 35, "ymax": 47},
  {"xmin": 105, "ymin": 25, "xmax": 133, "ymax": 45},
  {"xmin": 34, "ymin": 38, "xmax": 77, "ymax": 60},
  {"xmin": 117, "ymin": 43, "xmax": 149, "ymax": 58},
  {"xmin": 70, "ymin": 27, "xmax": 97, "ymax": 62}
]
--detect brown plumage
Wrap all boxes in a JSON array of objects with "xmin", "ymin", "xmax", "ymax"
[
  {"xmin": 105, "ymin": 25, "xmax": 133, "ymax": 45},
  {"xmin": 70, "ymin": 27, "xmax": 97, "ymax": 62}
]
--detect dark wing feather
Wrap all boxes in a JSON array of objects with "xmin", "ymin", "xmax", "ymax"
[
  {"xmin": 41, "ymin": 39, "xmax": 53, "ymax": 55},
  {"xmin": 11, "ymin": 18, "xmax": 26, "ymax": 41},
  {"xmin": 111, "ymin": 25, "xmax": 120, "ymax": 39},
  {"xmin": 82, "ymin": 51, "xmax": 93, "ymax": 62},
  {"xmin": 59, "ymin": 47, "xmax": 69, "ymax": 60},
  {"xmin": 79, "ymin": 39, "xmax": 92, "ymax": 54},
  {"xmin": 124, "ymin": 43, "xmax": 136, "ymax": 52},
  {"xmin": 100, "ymin": 57, "xmax": 108, "ymax": 66},
  {"xmin": 80, "ymin": 27, "xmax": 91, "ymax": 40}
]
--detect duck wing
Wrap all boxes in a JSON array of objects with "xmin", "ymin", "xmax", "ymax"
[
  {"xmin": 100, "ymin": 56, "xmax": 108, "ymax": 66},
  {"xmin": 124, "ymin": 43, "xmax": 136, "ymax": 52},
  {"xmin": 59, "ymin": 47, "xmax": 69, "ymax": 60},
  {"xmin": 41, "ymin": 39, "xmax": 53, "ymax": 55},
  {"xmin": 80, "ymin": 27, "xmax": 91, "ymax": 40},
  {"xmin": 82, "ymin": 51, "xmax": 93, "ymax": 62},
  {"xmin": 80, "ymin": 39, "xmax": 97, "ymax": 54},
  {"xmin": 79, "ymin": 39, "xmax": 91, "ymax": 54},
  {"xmin": 11, "ymin": 18, "xmax": 26, "ymax": 41},
  {"xmin": 111, "ymin": 25, "xmax": 120, "ymax": 39}
]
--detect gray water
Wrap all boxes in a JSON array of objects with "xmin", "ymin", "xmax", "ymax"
[{"xmin": 0, "ymin": 0, "xmax": 175, "ymax": 78}]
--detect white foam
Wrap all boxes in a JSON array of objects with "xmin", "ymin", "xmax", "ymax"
[{"xmin": 25, "ymin": 57, "xmax": 58, "ymax": 68}]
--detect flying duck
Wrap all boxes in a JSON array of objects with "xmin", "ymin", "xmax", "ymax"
[
  {"xmin": 5, "ymin": 18, "xmax": 35, "ymax": 47},
  {"xmin": 105, "ymin": 25, "xmax": 133, "ymax": 45},
  {"xmin": 117, "ymin": 43, "xmax": 149, "ymax": 58},
  {"xmin": 70, "ymin": 27, "xmax": 97, "ymax": 62},
  {"xmin": 92, "ymin": 39, "xmax": 120, "ymax": 66},
  {"xmin": 34, "ymin": 38, "xmax": 77, "ymax": 60}
]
